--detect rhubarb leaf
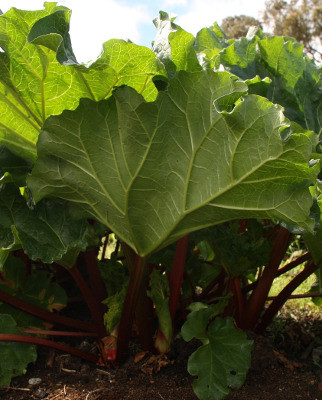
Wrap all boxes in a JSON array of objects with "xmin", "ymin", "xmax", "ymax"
[
  {"xmin": 0, "ymin": 184, "xmax": 91, "ymax": 263},
  {"xmin": 194, "ymin": 23, "xmax": 227, "ymax": 69},
  {"xmin": 0, "ymin": 314, "xmax": 37, "ymax": 386},
  {"xmin": 0, "ymin": 3, "xmax": 165, "ymax": 160},
  {"xmin": 220, "ymin": 36, "xmax": 321, "ymax": 133},
  {"xmin": 168, "ymin": 27, "xmax": 202, "ymax": 72},
  {"xmin": 28, "ymin": 70, "xmax": 318, "ymax": 257},
  {"xmin": 0, "ymin": 146, "xmax": 31, "ymax": 186},
  {"xmin": 186, "ymin": 317, "xmax": 252, "ymax": 400},
  {"xmin": 181, "ymin": 303, "xmax": 214, "ymax": 342}
]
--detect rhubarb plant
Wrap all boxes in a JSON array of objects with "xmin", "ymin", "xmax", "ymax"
[{"xmin": 0, "ymin": 3, "xmax": 321, "ymax": 399}]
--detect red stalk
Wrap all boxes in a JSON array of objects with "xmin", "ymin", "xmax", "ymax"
[
  {"xmin": 168, "ymin": 235, "xmax": 190, "ymax": 322},
  {"xmin": 68, "ymin": 265, "xmax": 107, "ymax": 339},
  {"xmin": 0, "ymin": 289, "xmax": 95, "ymax": 332},
  {"xmin": 255, "ymin": 262, "xmax": 318, "ymax": 334},
  {"xmin": 267, "ymin": 292, "xmax": 322, "ymax": 300},
  {"xmin": 15, "ymin": 249, "xmax": 32, "ymax": 275},
  {"xmin": 116, "ymin": 255, "xmax": 147, "ymax": 363},
  {"xmin": 241, "ymin": 226, "xmax": 291, "ymax": 330},
  {"xmin": 196, "ymin": 268, "xmax": 227, "ymax": 301},
  {"xmin": 0, "ymin": 334, "xmax": 99, "ymax": 363},
  {"xmin": 275, "ymin": 252, "xmax": 311, "ymax": 276},
  {"xmin": 241, "ymin": 251, "xmax": 311, "ymax": 294},
  {"xmin": 20, "ymin": 328, "xmax": 98, "ymax": 337},
  {"xmin": 238, "ymin": 219, "xmax": 247, "ymax": 234},
  {"xmin": 232, "ymin": 277, "xmax": 244, "ymax": 326},
  {"xmin": 83, "ymin": 249, "xmax": 107, "ymax": 306}
]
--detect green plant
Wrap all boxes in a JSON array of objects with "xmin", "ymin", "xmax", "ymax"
[{"xmin": 0, "ymin": 4, "xmax": 321, "ymax": 400}]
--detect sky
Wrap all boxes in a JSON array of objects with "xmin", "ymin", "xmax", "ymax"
[{"xmin": 0, "ymin": 0, "xmax": 270, "ymax": 63}]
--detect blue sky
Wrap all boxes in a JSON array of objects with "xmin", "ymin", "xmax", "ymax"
[{"xmin": 1, "ymin": 0, "xmax": 269, "ymax": 63}]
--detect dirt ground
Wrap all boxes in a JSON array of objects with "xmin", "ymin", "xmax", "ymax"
[{"xmin": 1, "ymin": 308, "xmax": 321, "ymax": 400}]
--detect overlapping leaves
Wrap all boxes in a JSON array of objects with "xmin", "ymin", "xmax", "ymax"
[
  {"xmin": 0, "ymin": 2, "xmax": 165, "ymax": 161},
  {"xmin": 153, "ymin": 13, "xmax": 321, "ymax": 135},
  {"xmin": 28, "ymin": 70, "xmax": 318, "ymax": 257}
]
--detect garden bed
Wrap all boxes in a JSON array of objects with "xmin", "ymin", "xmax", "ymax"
[{"xmin": 1, "ymin": 308, "xmax": 321, "ymax": 400}]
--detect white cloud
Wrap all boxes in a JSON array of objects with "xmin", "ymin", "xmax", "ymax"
[
  {"xmin": 0, "ymin": 0, "xmax": 152, "ymax": 63},
  {"xmin": 1, "ymin": 0, "xmax": 45, "ymax": 11},
  {"xmin": 0, "ymin": 0, "xmax": 282, "ymax": 62},
  {"xmin": 64, "ymin": 0, "xmax": 151, "ymax": 62},
  {"xmin": 175, "ymin": 0, "xmax": 267, "ymax": 35},
  {"xmin": 161, "ymin": 0, "xmax": 188, "ymax": 6}
]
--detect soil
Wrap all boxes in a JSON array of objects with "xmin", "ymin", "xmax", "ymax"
[{"xmin": 1, "ymin": 308, "xmax": 321, "ymax": 400}]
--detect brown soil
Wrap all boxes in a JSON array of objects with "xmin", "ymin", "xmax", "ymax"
[{"xmin": 1, "ymin": 309, "xmax": 321, "ymax": 400}]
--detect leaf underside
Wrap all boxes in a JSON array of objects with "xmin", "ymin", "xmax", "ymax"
[
  {"xmin": 0, "ymin": 4, "xmax": 164, "ymax": 161},
  {"xmin": 28, "ymin": 70, "xmax": 317, "ymax": 257}
]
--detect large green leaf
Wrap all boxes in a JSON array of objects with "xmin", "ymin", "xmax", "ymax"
[
  {"xmin": 0, "ymin": 3, "xmax": 165, "ymax": 160},
  {"xmin": 154, "ymin": 17, "xmax": 321, "ymax": 135},
  {"xmin": 0, "ymin": 183, "xmax": 92, "ymax": 263},
  {"xmin": 182, "ymin": 315, "xmax": 253, "ymax": 400},
  {"xmin": 0, "ymin": 314, "xmax": 37, "ymax": 386},
  {"xmin": 28, "ymin": 70, "xmax": 318, "ymax": 257}
]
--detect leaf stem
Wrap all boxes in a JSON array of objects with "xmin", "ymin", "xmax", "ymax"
[
  {"xmin": 0, "ymin": 289, "xmax": 95, "ymax": 332},
  {"xmin": 68, "ymin": 265, "xmax": 107, "ymax": 339},
  {"xmin": 168, "ymin": 235, "xmax": 190, "ymax": 323},
  {"xmin": 0, "ymin": 334, "xmax": 98, "ymax": 363},
  {"xmin": 116, "ymin": 253, "xmax": 147, "ymax": 363},
  {"xmin": 255, "ymin": 262, "xmax": 319, "ymax": 333},
  {"xmin": 241, "ymin": 226, "xmax": 291, "ymax": 330}
]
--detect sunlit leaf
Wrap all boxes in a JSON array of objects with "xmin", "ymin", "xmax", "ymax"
[{"xmin": 29, "ymin": 70, "xmax": 318, "ymax": 257}]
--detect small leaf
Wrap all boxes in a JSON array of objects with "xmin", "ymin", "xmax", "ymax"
[
  {"xmin": 103, "ymin": 283, "xmax": 129, "ymax": 333},
  {"xmin": 181, "ymin": 305, "xmax": 213, "ymax": 342},
  {"xmin": 0, "ymin": 314, "xmax": 37, "ymax": 386},
  {"xmin": 187, "ymin": 317, "xmax": 253, "ymax": 400},
  {"xmin": 147, "ymin": 269, "xmax": 172, "ymax": 351}
]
